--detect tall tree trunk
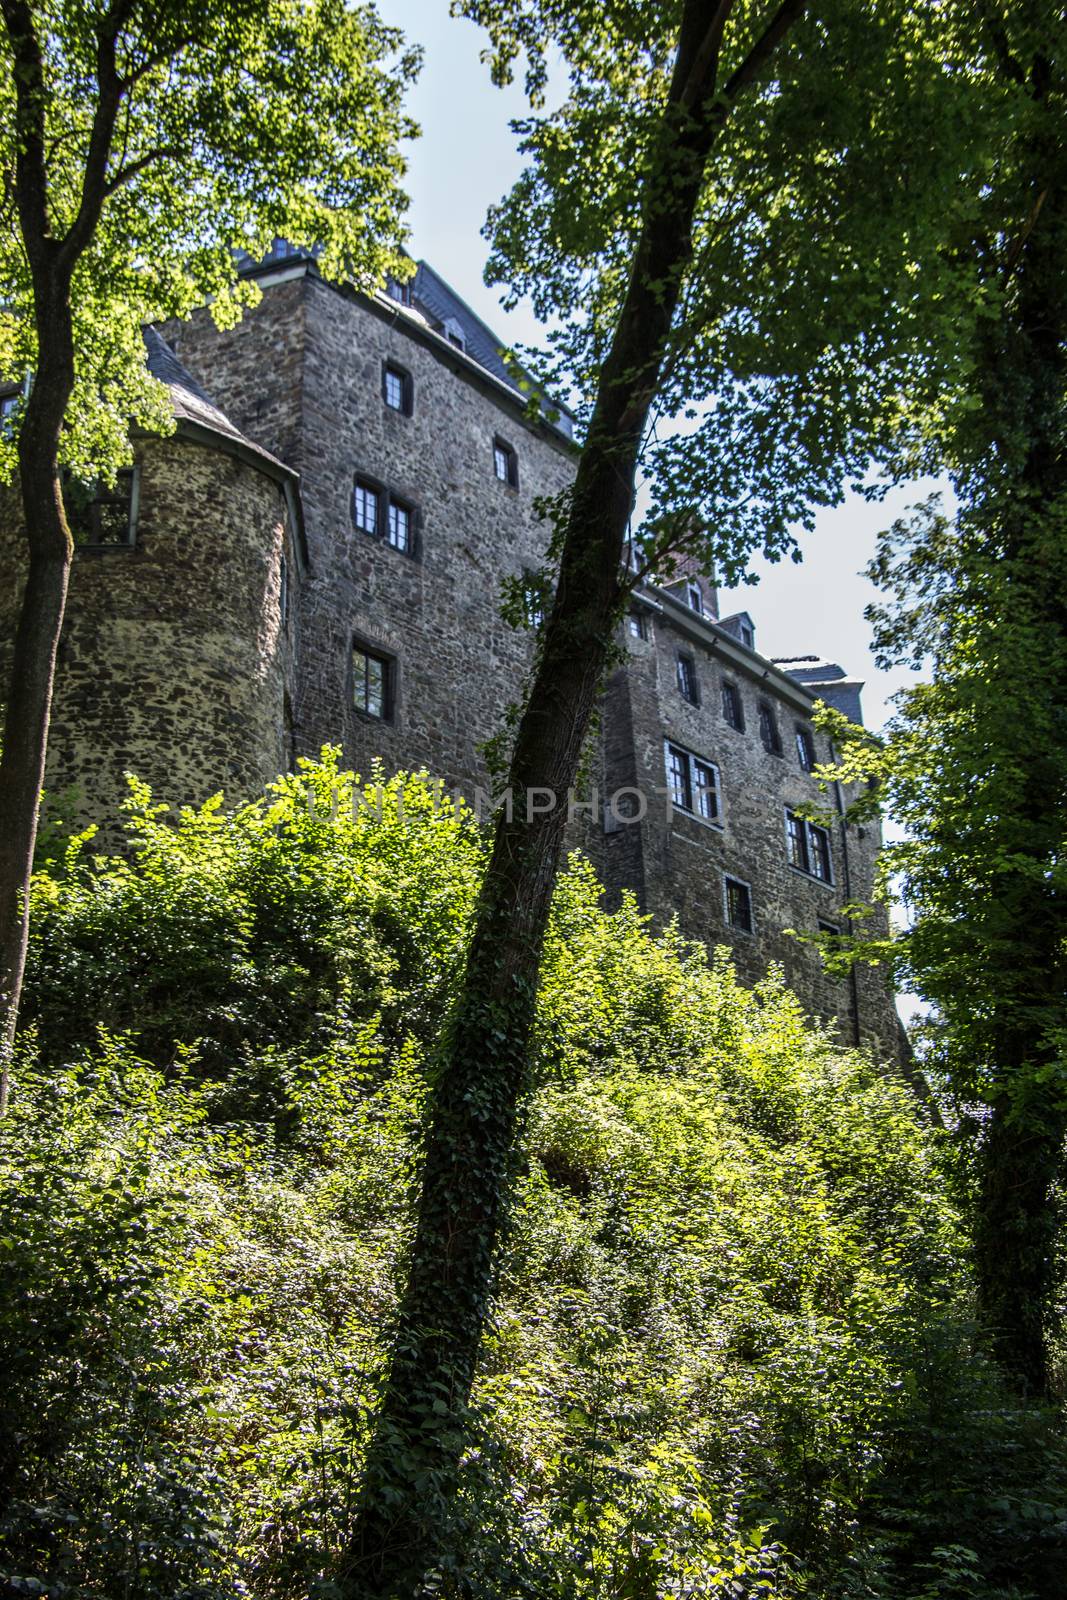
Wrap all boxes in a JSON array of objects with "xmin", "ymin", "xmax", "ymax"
[
  {"xmin": 0, "ymin": 273, "xmax": 76, "ymax": 1115},
  {"xmin": 966, "ymin": 75, "xmax": 1067, "ymax": 1393},
  {"xmin": 974, "ymin": 1095, "xmax": 1065, "ymax": 1396},
  {"xmin": 341, "ymin": 2, "xmax": 807, "ymax": 1593}
]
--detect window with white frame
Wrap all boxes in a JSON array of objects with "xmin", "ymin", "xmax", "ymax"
[
  {"xmin": 785, "ymin": 807, "xmax": 833, "ymax": 882},
  {"xmin": 686, "ymin": 581, "xmax": 703, "ymax": 614},
  {"xmin": 353, "ymin": 478, "xmax": 380, "ymax": 536},
  {"xmin": 388, "ymin": 497, "xmax": 413, "ymax": 553},
  {"xmin": 664, "ymin": 741, "xmax": 721, "ymax": 823},
  {"xmin": 353, "ymin": 476, "xmax": 417, "ymax": 556}
]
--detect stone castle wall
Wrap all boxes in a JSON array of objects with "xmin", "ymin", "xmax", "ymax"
[
  {"xmin": 0, "ymin": 432, "xmax": 295, "ymax": 834},
  {"xmin": 590, "ymin": 593, "xmax": 896, "ymax": 1057},
  {"xmin": 0, "ymin": 264, "xmax": 905, "ymax": 1063}
]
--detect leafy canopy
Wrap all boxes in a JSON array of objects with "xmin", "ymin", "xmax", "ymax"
[
  {"xmin": 459, "ymin": 0, "xmax": 1006, "ymax": 581},
  {"xmin": 0, "ymin": 0, "xmax": 419, "ymax": 481}
]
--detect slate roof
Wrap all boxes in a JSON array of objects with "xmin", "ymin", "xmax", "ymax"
[{"xmin": 143, "ymin": 327, "xmax": 293, "ymax": 479}]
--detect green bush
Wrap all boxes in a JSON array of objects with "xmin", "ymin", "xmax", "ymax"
[{"xmin": 2, "ymin": 758, "xmax": 1064, "ymax": 1598}]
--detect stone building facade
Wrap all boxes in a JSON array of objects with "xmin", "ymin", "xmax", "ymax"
[{"xmin": 0, "ymin": 246, "xmax": 902, "ymax": 1060}]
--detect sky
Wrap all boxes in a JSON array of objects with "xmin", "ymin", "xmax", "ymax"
[{"xmin": 377, "ymin": 0, "xmax": 934, "ymax": 733}]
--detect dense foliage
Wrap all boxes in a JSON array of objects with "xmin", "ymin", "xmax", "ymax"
[{"xmin": 2, "ymin": 758, "xmax": 1064, "ymax": 1598}]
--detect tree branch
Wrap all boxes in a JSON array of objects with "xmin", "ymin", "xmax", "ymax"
[
  {"xmin": 103, "ymin": 143, "xmax": 183, "ymax": 196},
  {"xmin": 56, "ymin": 10, "xmax": 127, "ymax": 267},
  {"xmin": 722, "ymin": 0, "xmax": 809, "ymax": 105},
  {"xmin": 678, "ymin": 0, "xmax": 736, "ymax": 110}
]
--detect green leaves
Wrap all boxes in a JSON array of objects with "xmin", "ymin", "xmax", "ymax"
[
  {"xmin": 0, "ymin": 0, "xmax": 419, "ymax": 482},
  {"xmin": 7, "ymin": 759, "xmax": 1065, "ymax": 1596}
]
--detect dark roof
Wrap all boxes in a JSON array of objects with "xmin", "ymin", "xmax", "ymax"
[{"xmin": 143, "ymin": 327, "xmax": 292, "ymax": 478}]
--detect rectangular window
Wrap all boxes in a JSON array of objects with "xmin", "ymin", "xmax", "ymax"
[
  {"xmin": 818, "ymin": 919, "xmax": 839, "ymax": 938},
  {"xmin": 666, "ymin": 743, "xmax": 690, "ymax": 810},
  {"xmin": 388, "ymin": 498, "xmax": 413, "ymax": 553},
  {"xmin": 795, "ymin": 724, "xmax": 815, "ymax": 771},
  {"xmin": 352, "ymin": 644, "xmax": 391, "ymax": 720},
  {"xmin": 785, "ymin": 808, "xmax": 834, "ymax": 883},
  {"xmin": 382, "ymin": 363, "xmax": 413, "ymax": 415},
  {"xmin": 686, "ymin": 581, "xmax": 703, "ymax": 614},
  {"xmin": 758, "ymin": 700, "xmax": 782, "ymax": 755},
  {"xmin": 665, "ymin": 741, "xmax": 722, "ymax": 825},
  {"xmin": 628, "ymin": 608, "xmax": 649, "ymax": 640},
  {"xmin": 693, "ymin": 758, "xmax": 720, "ymax": 822},
  {"xmin": 0, "ymin": 391, "xmax": 20, "ymax": 435},
  {"xmin": 724, "ymin": 875, "xmax": 753, "ymax": 933},
  {"xmin": 493, "ymin": 437, "xmax": 518, "ymax": 487},
  {"xmin": 809, "ymin": 822, "xmax": 833, "ymax": 881},
  {"xmin": 353, "ymin": 478, "xmax": 380, "ymax": 536},
  {"xmin": 721, "ymin": 679, "xmax": 744, "ymax": 731},
  {"xmin": 785, "ymin": 808, "xmax": 810, "ymax": 872},
  {"xmin": 676, "ymin": 653, "xmax": 699, "ymax": 704},
  {"xmin": 63, "ymin": 469, "xmax": 136, "ymax": 546}
]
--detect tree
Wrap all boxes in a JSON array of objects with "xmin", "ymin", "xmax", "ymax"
[
  {"xmin": 821, "ymin": 4, "xmax": 1067, "ymax": 1396},
  {"xmin": 342, "ymin": 1, "xmax": 987, "ymax": 1591},
  {"xmin": 0, "ymin": 0, "xmax": 418, "ymax": 1112}
]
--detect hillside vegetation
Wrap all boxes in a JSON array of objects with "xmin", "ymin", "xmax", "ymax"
[{"xmin": 2, "ymin": 757, "xmax": 1064, "ymax": 1599}]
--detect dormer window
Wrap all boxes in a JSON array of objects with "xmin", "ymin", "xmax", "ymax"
[
  {"xmin": 493, "ymin": 437, "xmax": 518, "ymax": 488},
  {"xmin": 443, "ymin": 315, "xmax": 466, "ymax": 351},
  {"xmin": 738, "ymin": 619, "xmax": 755, "ymax": 650},
  {"xmin": 686, "ymin": 581, "xmax": 703, "ymax": 614}
]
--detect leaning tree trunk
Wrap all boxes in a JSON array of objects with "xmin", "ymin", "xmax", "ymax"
[
  {"xmin": 0, "ymin": 272, "xmax": 76, "ymax": 1116},
  {"xmin": 341, "ymin": 2, "xmax": 807, "ymax": 1593}
]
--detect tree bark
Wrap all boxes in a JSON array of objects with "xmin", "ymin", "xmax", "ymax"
[
  {"xmin": 965, "ymin": 58, "xmax": 1067, "ymax": 1394},
  {"xmin": 0, "ymin": 275, "xmax": 77, "ymax": 1115},
  {"xmin": 341, "ymin": 2, "xmax": 808, "ymax": 1592}
]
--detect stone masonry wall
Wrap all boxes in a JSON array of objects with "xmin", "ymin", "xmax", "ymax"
[
  {"xmin": 0, "ymin": 433, "xmax": 295, "ymax": 837},
  {"xmin": 588, "ymin": 599, "xmax": 899, "ymax": 1060}
]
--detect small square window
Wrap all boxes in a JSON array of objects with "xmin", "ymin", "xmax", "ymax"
[
  {"xmin": 64, "ymin": 469, "xmax": 136, "ymax": 546},
  {"xmin": 677, "ymin": 653, "xmax": 699, "ymax": 704},
  {"xmin": 352, "ymin": 644, "xmax": 392, "ymax": 720},
  {"xmin": 758, "ymin": 701, "xmax": 782, "ymax": 755},
  {"xmin": 388, "ymin": 497, "xmax": 413, "ymax": 553},
  {"xmin": 353, "ymin": 478, "xmax": 380, "ymax": 536},
  {"xmin": 796, "ymin": 725, "xmax": 816, "ymax": 771},
  {"xmin": 721, "ymin": 680, "xmax": 744, "ymax": 731},
  {"xmin": 725, "ymin": 876, "xmax": 753, "ymax": 934},
  {"xmin": 383, "ymin": 363, "xmax": 413, "ymax": 415},
  {"xmin": 628, "ymin": 608, "xmax": 649, "ymax": 640},
  {"xmin": 493, "ymin": 437, "xmax": 518, "ymax": 488}
]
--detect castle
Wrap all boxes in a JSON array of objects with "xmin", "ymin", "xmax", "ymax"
[{"xmin": 0, "ymin": 244, "xmax": 902, "ymax": 1060}]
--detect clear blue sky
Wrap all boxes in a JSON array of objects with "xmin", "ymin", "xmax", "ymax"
[{"xmin": 378, "ymin": 0, "xmax": 935, "ymax": 732}]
